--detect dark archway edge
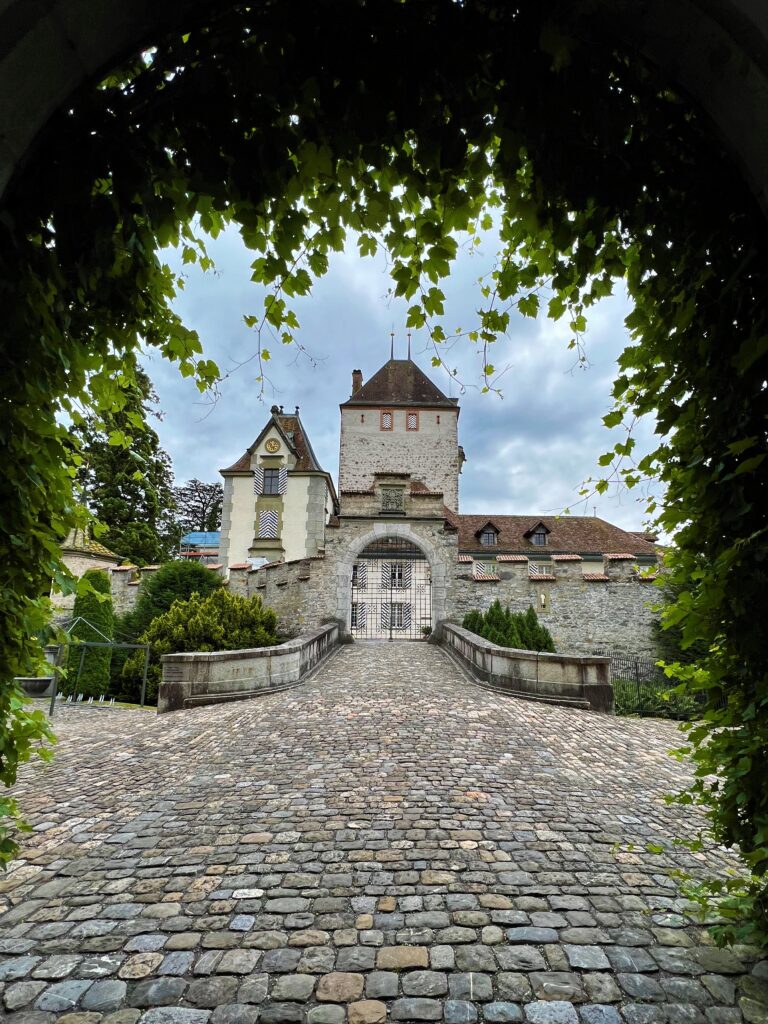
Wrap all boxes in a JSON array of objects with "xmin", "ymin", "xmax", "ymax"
[{"xmin": 2, "ymin": 1, "xmax": 768, "ymax": 212}]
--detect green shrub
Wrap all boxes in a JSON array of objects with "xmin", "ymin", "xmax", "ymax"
[
  {"xmin": 462, "ymin": 600, "xmax": 555, "ymax": 653},
  {"xmin": 123, "ymin": 589, "xmax": 279, "ymax": 703},
  {"xmin": 65, "ymin": 569, "xmax": 114, "ymax": 696},
  {"xmin": 111, "ymin": 560, "xmax": 222, "ymax": 699}
]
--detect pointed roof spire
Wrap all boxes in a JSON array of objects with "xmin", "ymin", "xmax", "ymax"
[
  {"xmin": 407, "ymin": 331, "xmax": 412, "ymax": 360},
  {"xmin": 390, "ymin": 330, "xmax": 394, "ymax": 359}
]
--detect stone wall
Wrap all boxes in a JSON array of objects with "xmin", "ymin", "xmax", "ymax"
[
  {"xmin": 158, "ymin": 622, "xmax": 338, "ymax": 713},
  {"xmin": 104, "ymin": 529, "xmax": 660, "ymax": 658},
  {"xmin": 440, "ymin": 623, "xmax": 614, "ymax": 713},
  {"xmin": 446, "ymin": 557, "xmax": 659, "ymax": 658}
]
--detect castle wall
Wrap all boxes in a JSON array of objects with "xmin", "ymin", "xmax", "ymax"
[{"xmin": 339, "ymin": 407, "xmax": 460, "ymax": 511}]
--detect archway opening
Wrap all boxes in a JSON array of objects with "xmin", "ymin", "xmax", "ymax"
[{"xmin": 351, "ymin": 536, "xmax": 432, "ymax": 641}]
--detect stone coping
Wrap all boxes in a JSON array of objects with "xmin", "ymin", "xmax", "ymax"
[{"xmin": 440, "ymin": 622, "xmax": 614, "ymax": 713}]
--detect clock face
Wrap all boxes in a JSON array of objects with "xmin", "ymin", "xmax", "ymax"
[{"xmin": 265, "ymin": 438, "xmax": 280, "ymax": 453}]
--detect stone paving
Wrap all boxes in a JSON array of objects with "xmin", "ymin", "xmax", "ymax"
[{"xmin": 1, "ymin": 642, "xmax": 766, "ymax": 1024}]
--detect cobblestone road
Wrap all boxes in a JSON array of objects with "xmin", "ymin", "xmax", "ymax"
[{"xmin": 2, "ymin": 643, "xmax": 766, "ymax": 1024}]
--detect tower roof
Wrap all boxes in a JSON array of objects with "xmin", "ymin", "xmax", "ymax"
[{"xmin": 341, "ymin": 359, "xmax": 458, "ymax": 408}]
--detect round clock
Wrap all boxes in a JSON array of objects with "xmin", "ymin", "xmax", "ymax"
[{"xmin": 265, "ymin": 438, "xmax": 280, "ymax": 453}]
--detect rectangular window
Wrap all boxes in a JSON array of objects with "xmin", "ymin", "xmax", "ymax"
[
  {"xmin": 351, "ymin": 602, "xmax": 359, "ymax": 628},
  {"xmin": 352, "ymin": 564, "xmax": 359, "ymax": 587},
  {"xmin": 390, "ymin": 563, "xmax": 405, "ymax": 588},
  {"xmin": 390, "ymin": 603, "xmax": 405, "ymax": 628},
  {"xmin": 262, "ymin": 468, "xmax": 281, "ymax": 494},
  {"xmin": 481, "ymin": 530, "xmax": 497, "ymax": 546},
  {"xmin": 531, "ymin": 529, "xmax": 547, "ymax": 546},
  {"xmin": 406, "ymin": 411, "xmax": 419, "ymax": 431},
  {"xmin": 380, "ymin": 409, "xmax": 393, "ymax": 430}
]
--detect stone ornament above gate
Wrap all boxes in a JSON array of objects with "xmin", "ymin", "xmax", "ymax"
[{"xmin": 381, "ymin": 487, "xmax": 405, "ymax": 513}]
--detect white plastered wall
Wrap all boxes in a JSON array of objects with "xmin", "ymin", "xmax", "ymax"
[{"xmin": 282, "ymin": 475, "xmax": 310, "ymax": 561}]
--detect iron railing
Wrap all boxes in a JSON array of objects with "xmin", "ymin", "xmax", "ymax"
[{"xmin": 594, "ymin": 649, "xmax": 705, "ymax": 721}]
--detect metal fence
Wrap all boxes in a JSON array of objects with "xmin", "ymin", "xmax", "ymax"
[{"xmin": 594, "ymin": 649, "xmax": 703, "ymax": 721}]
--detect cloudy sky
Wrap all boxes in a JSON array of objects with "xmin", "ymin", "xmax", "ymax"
[{"xmin": 142, "ymin": 226, "xmax": 662, "ymax": 532}]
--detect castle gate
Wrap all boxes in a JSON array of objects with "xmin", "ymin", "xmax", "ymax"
[{"xmin": 350, "ymin": 536, "xmax": 432, "ymax": 640}]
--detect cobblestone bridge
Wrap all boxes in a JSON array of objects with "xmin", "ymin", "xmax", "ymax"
[{"xmin": 2, "ymin": 643, "xmax": 766, "ymax": 1023}]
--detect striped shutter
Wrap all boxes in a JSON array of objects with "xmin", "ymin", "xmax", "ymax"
[
  {"xmin": 473, "ymin": 561, "xmax": 487, "ymax": 579},
  {"xmin": 403, "ymin": 604, "xmax": 412, "ymax": 630},
  {"xmin": 381, "ymin": 562, "xmax": 391, "ymax": 589},
  {"xmin": 529, "ymin": 561, "xmax": 539, "ymax": 576},
  {"xmin": 259, "ymin": 509, "xmax": 279, "ymax": 538},
  {"xmin": 403, "ymin": 561, "xmax": 412, "ymax": 588},
  {"xmin": 253, "ymin": 467, "xmax": 264, "ymax": 495},
  {"xmin": 358, "ymin": 602, "xmax": 367, "ymax": 629},
  {"xmin": 278, "ymin": 467, "xmax": 288, "ymax": 494},
  {"xmin": 381, "ymin": 603, "xmax": 390, "ymax": 629},
  {"xmin": 356, "ymin": 563, "xmax": 367, "ymax": 589}
]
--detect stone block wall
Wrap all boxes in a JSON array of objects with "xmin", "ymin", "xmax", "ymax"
[
  {"xmin": 447, "ymin": 558, "xmax": 659, "ymax": 658},
  {"xmin": 102, "ymin": 528, "xmax": 660, "ymax": 658}
]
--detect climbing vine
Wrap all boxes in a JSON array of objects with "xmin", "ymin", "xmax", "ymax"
[{"xmin": 1, "ymin": 0, "xmax": 767, "ymax": 937}]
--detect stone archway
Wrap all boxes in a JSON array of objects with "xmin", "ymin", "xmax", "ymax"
[
  {"xmin": 3, "ymin": 3, "xmax": 768, "ymax": 213},
  {"xmin": 332, "ymin": 524, "xmax": 449, "ymax": 636}
]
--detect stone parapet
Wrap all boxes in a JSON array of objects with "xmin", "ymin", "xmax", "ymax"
[
  {"xmin": 158, "ymin": 622, "xmax": 338, "ymax": 713},
  {"xmin": 440, "ymin": 622, "xmax": 614, "ymax": 713}
]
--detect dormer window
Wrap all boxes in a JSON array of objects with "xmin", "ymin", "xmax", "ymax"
[
  {"xmin": 480, "ymin": 529, "xmax": 497, "ymax": 546},
  {"xmin": 380, "ymin": 410, "xmax": 393, "ymax": 431},
  {"xmin": 531, "ymin": 528, "xmax": 548, "ymax": 546}
]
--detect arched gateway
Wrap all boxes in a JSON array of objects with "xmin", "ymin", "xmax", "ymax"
[{"xmin": 350, "ymin": 537, "xmax": 432, "ymax": 640}]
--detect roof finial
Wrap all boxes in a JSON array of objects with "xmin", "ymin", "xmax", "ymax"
[
  {"xmin": 390, "ymin": 330, "xmax": 394, "ymax": 359},
  {"xmin": 407, "ymin": 331, "xmax": 412, "ymax": 360}
]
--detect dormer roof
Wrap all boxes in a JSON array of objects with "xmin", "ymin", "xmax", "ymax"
[
  {"xmin": 474, "ymin": 520, "xmax": 500, "ymax": 538},
  {"xmin": 340, "ymin": 359, "xmax": 458, "ymax": 408},
  {"xmin": 523, "ymin": 521, "xmax": 551, "ymax": 539}
]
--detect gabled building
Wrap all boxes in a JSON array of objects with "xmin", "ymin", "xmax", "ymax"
[{"xmin": 219, "ymin": 405, "xmax": 338, "ymax": 568}]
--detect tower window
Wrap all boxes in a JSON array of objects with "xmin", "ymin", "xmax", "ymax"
[
  {"xmin": 262, "ymin": 468, "xmax": 281, "ymax": 494},
  {"xmin": 406, "ymin": 411, "xmax": 419, "ymax": 431},
  {"xmin": 380, "ymin": 410, "xmax": 393, "ymax": 430},
  {"xmin": 480, "ymin": 529, "xmax": 497, "ymax": 546}
]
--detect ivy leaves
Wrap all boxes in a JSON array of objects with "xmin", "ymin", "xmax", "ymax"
[{"xmin": 1, "ymin": 0, "xmax": 768, "ymax": 938}]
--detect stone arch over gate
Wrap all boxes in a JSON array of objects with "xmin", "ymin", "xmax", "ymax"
[{"xmin": 333, "ymin": 525, "xmax": 448, "ymax": 636}]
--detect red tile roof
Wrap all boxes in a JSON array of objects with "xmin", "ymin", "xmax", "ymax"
[
  {"xmin": 221, "ymin": 409, "xmax": 324, "ymax": 474},
  {"xmin": 583, "ymin": 573, "xmax": 610, "ymax": 582},
  {"xmin": 496, "ymin": 554, "xmax": 528, "ymax": 562},
  {"xmin": 341, "ymin": 359, "xmax": 458, "ymax": 408},
  {"xmin": 456, "ymin": 515, "xmax": 658, "ymax": 559}
]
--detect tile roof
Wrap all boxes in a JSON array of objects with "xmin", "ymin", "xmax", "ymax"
[
  {"xmin": 528, "ymin": 573, "xmax": 556, "ymax": 581},
  {"xmin": 457, "ymin": 554, "xmax": 473, "ymax": 563},
  {"xmin": 583, "ymin": 573, "xmax": 610, "ymax": 581},
  {"xmin": 341, "ymin": 359, "xmax": 458, "ymax": 408},
  {"xmin": 551, "ymin": 554, "xmax": 583, "ymax": 562},
  {"xmin": 496, "ymin": 554, "xmax": 528, "ymax": 562},
  {"xmin": 456, "ymin": 514, "xmax": 658, "ymax": 559},
  {"xmin": 221, "ymin": 409, "xmax": 324, "ymax": 474},
  {"xmin": 62, "ymin": 528, "xmax": 120, "ymax": 562},
  {"xmin": 603, "ymin": 552, "xmax": 637, "ymax": 560}
]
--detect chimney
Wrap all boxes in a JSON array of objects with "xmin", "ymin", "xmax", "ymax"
[{"xmin": 352, "ymin": 369, "xmax": 363, "ymax": 395}]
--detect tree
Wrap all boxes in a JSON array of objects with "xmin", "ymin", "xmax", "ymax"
[
  {"xmin": 113, "ymin": 560, "xmax": 222, "ymax": 701},
  {"xmin": 173, "ymin": 479, "xmax": 223, "ymax": 534},
  {"xmin": 123, "ymin": 589, "xmax": 277, "ymax": 702},
  {"xmin": 65, "ymin": 569, "xmax": 114, "ymax": 697},
  {"xmin": 462, "ymin": 601, "xmax": 555, "ymax": 653},
  {"xmin": 72, "ymin": 364, "xmax": 177, "ymax": 565},
  {"xmin": 0, "ymin": 3, "xmax": 767, "ymax": 933}
]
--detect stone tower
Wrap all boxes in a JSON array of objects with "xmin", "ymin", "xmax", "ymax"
[{"xmin": 339, "ymin": 358, "xmax": 464, "ymax": 512}]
